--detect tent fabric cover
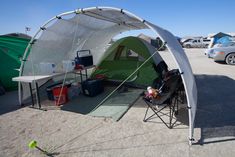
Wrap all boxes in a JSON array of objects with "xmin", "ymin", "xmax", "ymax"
[
  {"xmin": 209, "ymin": 32, "xmax": 232, "ymax": 48},
  {"xmin": 210, "ymin": 32, "xmax": 231, "ymax": 38},
  {"xmin": 0, "ymin": 36, "xmax": 30, "ymax": 90},
  {"xmin": 19, "ymin": 7, "xmax": 197, "ymax": 144},
  {"xmin": 217, "ymin": 36, "xmax": 232, "ymax": 44},
  {"xmin": 91, "ymin": 36, "xmax": 164, "ymax": 86},
  {"xmin": 145, "ymin": 22, "xmax": 197, "ymax": 141}
]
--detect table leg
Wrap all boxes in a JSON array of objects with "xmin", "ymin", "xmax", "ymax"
[
  {"xmin": 80, "ymin": 71, "xmax": 83, "ymax": 82},
  {"xmin": 85, "ymin": 69, "xmax": 88, "ymax": 79},
  {"xmin": 29, "ymin": 83, "xmax": 34, "ymax": 107},
  {"xmin": 19, "ymin": 83, "xmax": 24, "ymax": 107},
  {"xmin": 36, "ymin": 82, "xmax": 41, "ymax": 109}
]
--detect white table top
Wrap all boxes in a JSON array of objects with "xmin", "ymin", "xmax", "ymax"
[
  {"xmin": 12, "ymin": 65, "xmax": 96, "ymax": 83},
  {"xmin": 12, "ymin": 73, "xmax": 62, "ymax": 83}
]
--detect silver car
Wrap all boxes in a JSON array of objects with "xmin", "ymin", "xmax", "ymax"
[
  {"xmin": 209, "ymin": 46, "xmax": 235, "ymax": 65},
  {"xmin": 205, "ymin": 42, "xmax": 235, "ymax": 58}
]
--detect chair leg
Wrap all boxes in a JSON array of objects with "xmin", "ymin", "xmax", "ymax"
[
  {"xmin": 169, "ymin": 103, "xmax": 172, "ymax": 128},
  {"xmin": 143, "ymin": 99, "xmax": 175, "ymax": 129},
  {"xmin": 143, "ymin": 103, "xmax": 161, "ymax": 122},
  {"xmin": 169, "ymin": 99, "xmax": 175, "ymax": 129},
  {"xmin": 143, "ymin": 106, "xmax": 150, "ymax": 122},
  {"xmin": 174, "ymin": 93, "xmax": 179, "ymax": 115}
]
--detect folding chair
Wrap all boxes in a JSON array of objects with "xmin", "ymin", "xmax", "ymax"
[{"xmin": 143, "ymin": 69, "xmax": 183, "ymax": 129}]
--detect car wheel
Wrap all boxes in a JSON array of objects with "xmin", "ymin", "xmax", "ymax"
[{"xmin": 225, "ymin": 53, "xmax": 235, "ymax": 65}]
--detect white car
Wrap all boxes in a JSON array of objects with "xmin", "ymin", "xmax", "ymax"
[{"xmin": 183, "ymin": 39, "xmax": 210, "ymax": 48}]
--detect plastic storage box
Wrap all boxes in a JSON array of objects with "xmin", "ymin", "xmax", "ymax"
[
  {"xmin": 39, "ymin": 62, "xmax": 56, "ymax": 74},
  {"xmin": 62, "ymin": 60, "xmax": 75, "ymax": 72},
  {"xmin": 68, "ymin": 82, "xmax": 81, "ymax": 100}
]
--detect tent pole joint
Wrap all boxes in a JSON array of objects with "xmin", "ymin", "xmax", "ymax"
[
  {"xmin": 189, "ymin": 138, "xmax": 195, "ymax": 141},
  {"xmin": 81, "ymin": 8, "xmax": 85, "ymax": 13},
  {"xmin": 96, "ymin": 7, "xmax": 102, "ymax": 11},
  {"xmin": 40, "ymin": 27, "xmax": 46, "ymax": 31},
  {"xmin": 56, "ymin": 16, "xmax": 62, "ymax": 19},
  {"xmin": 30, "ymin": 40, "xmax": 35, "ymax": 45},
  {"xmin": 75, "ymin": 10, "xmax": 80, "ymax": 14}
]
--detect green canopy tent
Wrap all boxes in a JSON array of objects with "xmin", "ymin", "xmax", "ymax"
[
  {"xmin": 91, "ymin": 36, "xmax": 165, "ymax": 87},
  {"xmin": 0, "ymin": 35, "xmax": 30, "ymax": 90}
]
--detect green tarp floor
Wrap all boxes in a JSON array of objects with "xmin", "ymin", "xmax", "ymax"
[
  {"xmin": 89, "ymin": 88, "xmax": 143, "ymax": 121},
  {"xmin": 61, "ymin": 86, "xmax": 143, "ymax": 121}
]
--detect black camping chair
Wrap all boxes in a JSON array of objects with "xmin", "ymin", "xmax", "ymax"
[
  {"xmin": 152, "ymin": 61, "xmax": 169, "ymax": 89},
  {"xmin": 143, "ymin": 69, "xmax": 184, "ymax": 129}
]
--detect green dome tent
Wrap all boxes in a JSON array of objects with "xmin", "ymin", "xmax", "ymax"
[
  {"xmin": 92, "ymin": 36, "xmax": 164, "ymax": 87},
  {"xmin": 0, "ymin": 35, "xmax": 30, "ymax": 90}
]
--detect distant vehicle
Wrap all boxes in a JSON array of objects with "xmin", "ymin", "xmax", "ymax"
[
  {"xmin": 207, "ymin": 46, "xmax": 235, "ymax": 65},
  {"xmin": 183, "ymin": 39, "xmax": 210, "ymax": 48},
  {"xmin": 205, "ymin": 42, "xmax": 235, "ymax": 58}
]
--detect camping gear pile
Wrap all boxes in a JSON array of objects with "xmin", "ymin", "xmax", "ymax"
[{"xmin": 43, "ymin": 49, "xmax": 102, "ymax": 105}]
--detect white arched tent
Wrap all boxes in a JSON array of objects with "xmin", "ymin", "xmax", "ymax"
[{"xmin": 19, "ymin": 6, "xmax": 197, "ymax": 144}]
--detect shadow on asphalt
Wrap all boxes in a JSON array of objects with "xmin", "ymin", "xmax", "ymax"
[
  {"xmin": 195, "ymin": 74, "xmax": 235, "ymax": 145},
  {"xmin": 0, "ymin": 91, "xmax": 21, "ymax": 115},
  {"xmin": 1, "ymin": 74, "xmax": 235, "ymax": 146},
  {"xmin": 135, "ymin": 74, "xmax": 235, "ymax": 145}
]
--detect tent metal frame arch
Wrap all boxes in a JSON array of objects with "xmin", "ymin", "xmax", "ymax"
[{"xmin": 18, "ymin": 6, "xmax": 197, "ymax": 145}]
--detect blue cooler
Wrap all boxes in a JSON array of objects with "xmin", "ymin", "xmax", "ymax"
[
  {"xmin": 75, "ymin": 50, "xmax": 93, "ymax": 67},
  {"xmin": 81, "ymin": 79, "xmax": 104, "ymax": 97}
]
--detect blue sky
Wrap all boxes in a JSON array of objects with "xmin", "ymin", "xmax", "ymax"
[{"xmin": 0, "ymin": 0, "xmax": 235, "ymax": 37}]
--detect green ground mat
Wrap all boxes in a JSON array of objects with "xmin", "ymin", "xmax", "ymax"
[
  {"xmin": 61, "ymin": 87, "xmax": 143, "ymax": 121},
  {"xmin": 88, "ymin": 89, "xmax": 143, "ymax": 121}
]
